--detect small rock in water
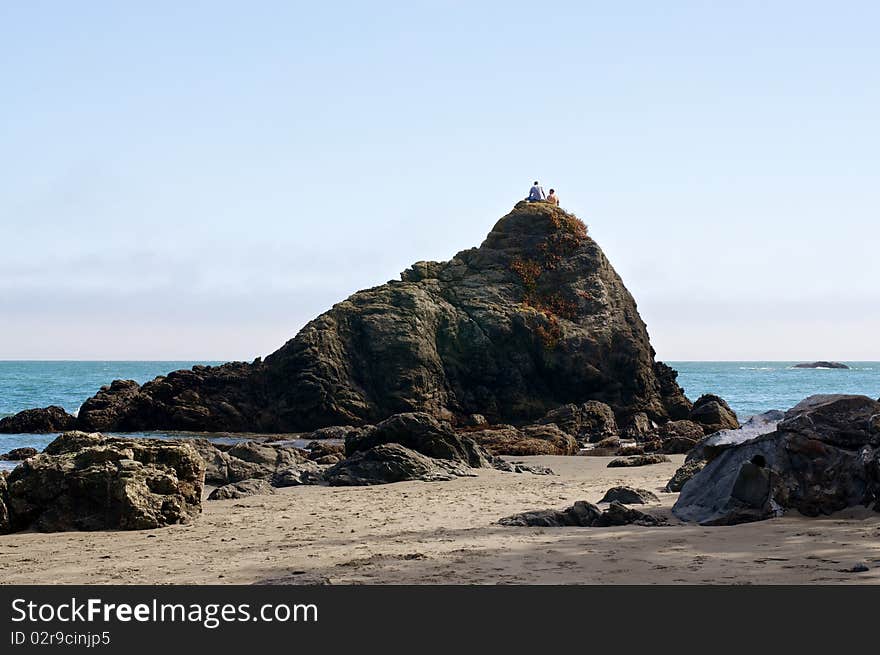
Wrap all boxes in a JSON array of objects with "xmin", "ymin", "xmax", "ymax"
[{"xmin": 840, "ymin": 562, "xmax": 869, "ymax": 573}]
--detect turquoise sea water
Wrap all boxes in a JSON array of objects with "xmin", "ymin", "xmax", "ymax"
[{"xmin": 1, "ymin": 360, "xmax": 878, "ymax": 468}]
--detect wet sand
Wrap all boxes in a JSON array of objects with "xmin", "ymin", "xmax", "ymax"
[{"xmin": 2, "ymin": 455, "xmax": 879, "ymax": 584}]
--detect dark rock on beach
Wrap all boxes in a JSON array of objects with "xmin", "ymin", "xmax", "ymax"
[
  {"xmin": 189, "ymin": 439, "xmax": 307, "ymax": 486},
  {"xmin": 607, "ymin": 454, "xmax": 670, "ymax": 468},
  {"xmin": 793, "ymin": 361, "xmax": 849, "ymax": 369},
  {"xmin": 305, "ymin": 441, "xmax": 345, "ymax": 464},
  {"xmin": 64, "ymin": 202, "xmax": 690, "ymax": 434},
  {"xmin": 490, "ymin": 458, "xmax": 556, "ymax": 475},
  {"xmin": 664, "ymin": 410, "xmax": 783, "ymax": 492},
  {"xmin": 499, "ymin": 499, "xmax": 664, "ymax": 527},
  {"xmin": 688, "ymin": 394, "xmax": 739, "ymax": 435},
  {"xmin": 466, "ymin": 424, "xmax": 578, "ymax": 456},
  {"xmin": 673, "ymin": 395, "xmax": 880, "ymax": 525},
  {"xmin": 536, "ymin": 401, "xmax": 618, "ymax": 443},
  {"xmin": 594, "ymin": 501, "xmax": 665, "ymax": 527},
  {"xmin": 271, "ymin": 461, "xmax": 324, "ymax": 487},
  {"xmin": 2, "ymin": 432, "xmax": 204, "ymax": 533},
  {"xmin": 498, "ymin": 500, "xmax": 602, "ymax": 527},
  {"xmin": 0, "ymin": 406, "xmax": 77, "ymax": 434},
  {"xmin": 324, "ymin": 444, "xmax": 475, "ymax": 486},
  {"xmin": 620, "ymin": 412, "xmax": 658, "ymax": 440},
  {"xmin": 598, "ymin": 486, "xmax": 660, "ymax": 505},
  {"xmin": 208, "ymin": 478, "xmax": 276, "ymax": 500},
  {"xmin": 346, "ymin": 412, "xmax": 490, "ymax": 468}
]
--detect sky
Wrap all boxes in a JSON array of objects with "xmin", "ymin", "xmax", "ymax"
[{"xmin": 1, "ymin": 1, "xmax": 878, "ymax": 361}]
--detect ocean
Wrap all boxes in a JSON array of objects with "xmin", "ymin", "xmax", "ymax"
[{"xmin": 1, "ymin": 360, "xmax": 878, "ymax": 468}]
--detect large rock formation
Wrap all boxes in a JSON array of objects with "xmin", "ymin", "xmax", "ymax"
[
  {"xmin": 1, "ymin": 432, "xmax": 204, "ymax": 533},
  {"xmin": 673, "ymin": 395, "xmax": 880, "ymax": 525},
  {"xmin": 61, "ymin": 202, "xmax": 688, "ymax": 433}
]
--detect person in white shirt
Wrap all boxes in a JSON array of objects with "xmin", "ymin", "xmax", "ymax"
[
  {"xmin": 546, "ymin": 189, "xmax": 559, "ymax": 206},
  {"xmin": 527, "ymin": 181, "xmax": 545, "ymax": 201}
]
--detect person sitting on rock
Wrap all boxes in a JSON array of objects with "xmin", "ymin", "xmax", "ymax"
[
  {"xmin": 527, "ymin": 181, "xmax": 545, "ymax": 202},
  {"xmin": 546, "ymin": 189, "xmax": 559, "ymax": 206}
]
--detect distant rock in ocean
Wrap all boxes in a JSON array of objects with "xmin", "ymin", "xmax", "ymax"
[
  {"xmin": 793, "ymin": 361, "xmax": 849, "ymax": 369},
  {"xmin": 49, "ymin": 201, "xmax": 692, "ymax": 434},
  {"xmin": 0, "ymin": 406, "xmax": 76, "ymax": 434}
]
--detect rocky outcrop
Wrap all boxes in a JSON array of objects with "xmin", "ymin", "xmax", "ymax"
[
  {"xmin": 208, "ymin": 478, "xmax": 276, "ymax": 500},
  {"xmin": 499, "ymin": 500, "xmax": 602, "ymax": 527},
  {"xmin": 607, "ymin": 454, "xmax": 670, "ymax": 468},
  {"xmin": 688, "ymin": 394, "xmax": 739, "ymax": 435},
  {"xmin": 673, "ymin": 395, "xmax": 880, "ymax": 525},
  {"xmin": 597, "ymin": 501, "xmax": 665, "ymax": 526},
  {"xmin": 305, "ymin": 441, "xmax": 345, "ymax": 465},
  {"xmin": 499, "ymin": 499, "xmax": 664, "ymax": 527},
  {"xmin": 190, "ymin": 439, "xmax": 306, "ymax": 486},
  {"xmin": 2, "ymin": 432, "xmax": 204, "ymax": 533},
  {"xmin": 598, "ymin": 486, "xmax": 660, "ymax": 504},
  {"xmin": 0, "ymin": 406, "xmax": 77, "ymax": 434},
  {"xmin": 794, "ymin": 361, "xmax": 849, "ymax": 369},
  {"xmin": 67, "ymin": 202, "xmax": 689, "ymax": 434},
  {"xmin": 536, "ymin": 401, "xmax": 618, "ymax": 443},
  {"xmin": 346, "ymin": 412, "xmax": 490, "ymax": 468},
  {"xmin": 0, "ymin": 447, "xmax": 39, "ymax": 461},
  {"xmin": 665, "ymin": 410, "xmax": 785, "ymax": 492},
  {"xmin": 491, "ymin": 459, "xmax": 555, "ymax": 475},
  {"xmin": 620, "ymin": 412, "xmax": 658, "ymax": 440},
  {"xmin": 466, "ymin": 424, "xmax": 578, "ymax": 456},
  {"xmin": 271, "ymin": 461, "xmax": 323, "ymax": 487},
  {"xmin": 325, "ymin": 444, "xmax": 475, "ymax": 486}
]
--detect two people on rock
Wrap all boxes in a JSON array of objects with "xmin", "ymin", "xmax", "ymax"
[{"xmin": 527, "ymin": 181, "xmax": 559, "ymax": 206}]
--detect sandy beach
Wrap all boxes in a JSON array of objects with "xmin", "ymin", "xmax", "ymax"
[{"xmin": 2, "ymin": 454, "xmax": 879, "ymax": 585}]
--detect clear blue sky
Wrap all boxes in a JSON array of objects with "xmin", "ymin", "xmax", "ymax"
[{"xmin": 2, "ymin": 1, "xmax": 878, "ymax": 360}]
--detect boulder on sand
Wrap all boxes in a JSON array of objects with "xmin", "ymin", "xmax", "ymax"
[
  {"xmin": 324, "ymin": 444, "xmax": 475, "ymax": 486},
  {"xmin": 537, "ymin": 401, "xmax": 618, "ymax": 443},
  {"xmin": 2, "ymin": 432, "xmax": 204, "ymax": 533},
  {"xmin": 598, "ymin": 486, "xmax": 660, "ymax": 505},
  {"xmin": 0, "ymin": 406, "xmax": 77, "ymax": 434},
  {"xmin": 208, "ymin": 478, "xmax": 276, "ymax": 500},
  {"xmin": 607, "ymin": 454, "xmax": 670, "ymax": 468},
  {"xmin": 466, "ymin": 424, "xmax": 578, "ymax": 456},
  {"xmin": 664, "ymin": 410, "xmax": 784, "ymax": 492},
  {"xmin": 498, "ymin": 501, "xmax": 602, "ymax": 527},
  {"xmin": 346, "ymin": 412, "xmax": 491, "ymax": 468},
  {"xmin": 271, "ymin": 461, "xmax": 324, "ymax": 487},
  {"xmin": 499, "ymin": 499, "xmax": 664, "ymax": 527},
  {"xmin": 189, "ymin": 439, "xmax": 306, "ymax": 486},
  {"xmin": 673, "ymin": 395, "xmax": 880, "ymax": 525}
]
